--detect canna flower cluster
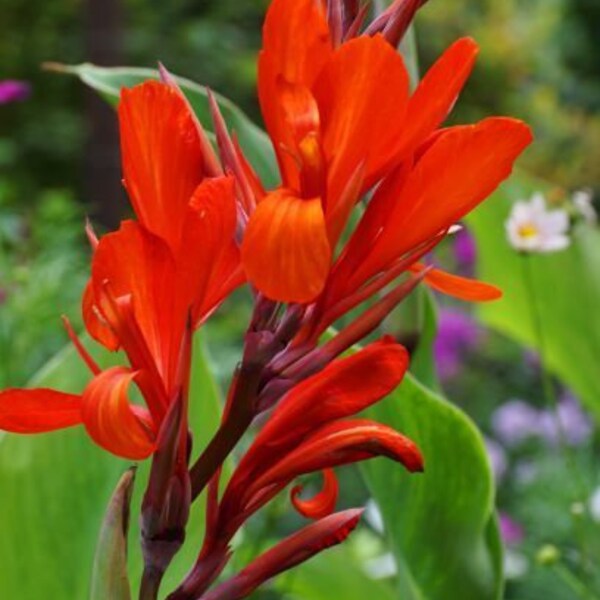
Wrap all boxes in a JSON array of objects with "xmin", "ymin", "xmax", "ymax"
[{"xmin": 0, "ymin": 0, "xmax": 532, "ymax": 598}]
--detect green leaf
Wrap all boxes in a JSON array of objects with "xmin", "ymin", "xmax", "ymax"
[
  {"xmin": 48, "ymin": 62, "xmax": 279, "ymax": 187},
  {"xmin": 362, "ymin": 374, "xmax": 502, "ymax": 600},
  {"xmin": 90, "ymin": 468, "xmax": 136, "ymax": 600},
  {"xmin": 467, "ymin": 175, "xmax": 600, "ymax": 420},
  {"xmin": 407, "ymin": 289, "xmax": 441, "ymax": 391},
  {"xmin": 0, "ymin": 335, "xmax": 224, "ymax": 599}
]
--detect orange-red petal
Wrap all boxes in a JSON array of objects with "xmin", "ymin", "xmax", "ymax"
[
  {"xmin": 81, "ymin": 367, "xmax": 156, "ymax": 460},
  {"xmin": 410, "ymin": 263, "xmax": 502, "ymax": 302},
  {"xmin": 93, "ymin": 223, "xmax": 180, "ymax": 359},
  {"xmin": 82, "ymin": 279, "xmax": 120, "ymax": 352},
  {"xmin": 313, "ymin": 34, "xmax": 410, "ymax": 206},
  {"xmin": 395, "ymin": 37, "xmax": 479, "ymax": 159},
  {"xmin": 118, "ymin": 80, "xmax": 204, "ymax": 251},
  {"xmin": 183, "ymin": 176, "xmax": 243, "ymax": 324},
  {"xmin": 258, "ymin": 0, "xmax": 333, "ymax": 187},
  {"xmin": 241, "ymin": 191, "xmax": 331, "ymax": 303},
  {"xmin": 0, "ymin": 388, "xmax": 82, "ymax": 433},
  {"xmin": 347, "ymin": 117, "xmax": 533, "ymax": 289},
  {"xmin": 291, "ymin": 469, "xmax": 339, "ymax": 520}
]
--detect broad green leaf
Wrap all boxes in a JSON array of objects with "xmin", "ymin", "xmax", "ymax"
[
  {"xmin": 0, "ymin": 343, "xmax": 122, "ymax": 600},
  {"xmin": 49, "ymin": 63, "xmax": 279, "ymax": 187},
  {"xmin": 362, "ymin": 374, "xmax": 502, "ymax": 600},
  {"xmin": 0, "ymin": 335, "xmax": 224, "ymax": 599},
  {"xmin": 90, "ymin": 468, "xmax": 136, "ymax": 600},
  {"xmin": 467, "ymin": 175, "xmax": 600, "ymax": 420}
]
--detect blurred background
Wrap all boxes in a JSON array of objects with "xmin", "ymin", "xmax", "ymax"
[{"xmin": 1, "ymin": 0, "xmax": 599, "ymax": 599}]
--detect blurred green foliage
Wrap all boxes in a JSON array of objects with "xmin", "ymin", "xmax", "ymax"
[
  {"xmin": 417, "ymin": 0, "xmax": 600, "ymax": 191},
  {"xmin": 0, "ymin": 183, "xmax": 87, "ymax": 387}
]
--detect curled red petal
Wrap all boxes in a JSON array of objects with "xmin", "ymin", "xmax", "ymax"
[
  {"xmin": 245, "ymin": 419, "xmax": 422, "ymax": 509},
  {"xmin": 81, "ymin": 367, "xmax": 156, "ymax": 460},
  {"xmin": 0, "ymin": 389, "xmax": 82, "ymax": 433},
  {"xmin": 241, "ymin": 191, "xmax": 331, "ymax": 303},
  {"xmin": 222, "ymin": 340, "xmax": 407, "ymax": 517},
  {"xmin": 202, "ymin": 509, "xmax": 363, "ymax": 600},
  {"xmin": 410, "ymin": 263, "xmax": 502, "ymax": 302},
  {"xmin": 291, "ymin": 468, "xmax": 339, "ymax": 520}
]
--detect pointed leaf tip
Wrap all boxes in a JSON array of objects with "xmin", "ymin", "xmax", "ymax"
[{"xmin": 90, "ymin": 468, "xmax": 136, "ymax": 600}]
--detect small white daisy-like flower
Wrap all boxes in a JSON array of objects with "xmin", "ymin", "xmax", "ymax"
[
  {"xmin": 505, "ymin": 193, "xmax": 570, "ymax": 253},
  {"xmin": 572, "ymin": 189, "xmax": 596, "ymax": 225}
]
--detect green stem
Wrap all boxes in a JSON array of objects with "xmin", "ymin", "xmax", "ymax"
[
  {"xmin": 553, "ymin": 564, "xmax": 600, "ymax": 600},
  {"xmin": 521, "ymin": 254, "xmax": 591, "ymax": 571},
  {"xmin": 521, "ymin": 254, "xmax": 559, "ymax": 414}
]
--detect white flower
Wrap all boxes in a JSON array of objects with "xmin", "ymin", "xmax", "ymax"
[
  {"xmin": 505, "ymin": 193, "xmax": 570, "ymax": 253},
  {"xmin": 504, "ymin": 549, "xmax": 530, "ymax": 580},
  {"xmin": 364, "ymin": 499, "xmax": 385, "ymax": 534},
  {"xmin": 572, "ymin": 189, "xmax": 596, "ymax": 225},
  {"xmin": 589, "ymin": 486, "xmax": 600, "ymax": 522},
  {"xmin": 364, "ymin": 553, "xmax": 398, "ymax": 579}
]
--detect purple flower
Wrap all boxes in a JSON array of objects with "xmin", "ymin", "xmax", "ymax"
[
  {"xmin": 453, "ymin": 226, "xmax": 477, "ymax": 275},
  {"xmin": 492, "ymin": 394, "xmax": 592, "ymax": 449},
  {"xmin": 0, "ymin": 80, "xmax": 31, "ymax": 104},
  {"xmin": 499, "ymin": 513, "xmax": 524, "ymax": 545},
  {"xmin": 434, "ymin": 309, "xmax": 481, "ymax": 380},
  {"xmin": 491, "ymin": 400, "xmax": 540, "ymax": 447},
  {"xmin": 538, "ymin": 394, "xmax": 592, "ymax": 447}
]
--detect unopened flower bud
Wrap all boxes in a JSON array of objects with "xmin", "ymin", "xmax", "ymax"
[{"xmin": 536, "ymin": 544, "xmax": 561, "ymax": 566}]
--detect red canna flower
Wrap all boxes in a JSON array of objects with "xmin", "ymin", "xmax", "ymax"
[
  {"xmin": 240, "ymin": 0, "xmax": 532, "ymax": 307},
  {"xmin": 0, "ymin": 81, "xmax": 242, "ymax": 460}
]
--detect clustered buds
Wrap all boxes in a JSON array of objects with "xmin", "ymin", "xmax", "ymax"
[{"xmin": 0, "ymin": 0, "xmax": 533, "ymax": 599}]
